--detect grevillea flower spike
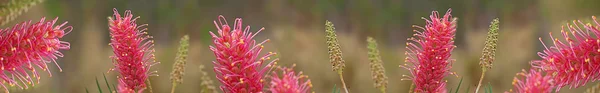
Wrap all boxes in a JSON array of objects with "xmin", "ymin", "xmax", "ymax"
[
  {"xmin": 400, "ymin": 9, "xmax": 457, "ymax": 93},
  {"xmin": 0, "ymin": 17, "xmax": 71, "ymax": 92},
  {"xmin": 108, "ymin": 8, "xmax": 158, "ymax": 93},
  {"xmin": 210, "ymin": 15, "xmax": 277, "ymax": 93},
  {"xmin": 509, "ymin": 69, "xmax": 555, "ymax": 93},
  {"xmin": 269, "ymin": 64, "xmax": 312, "ymax": 93},
  {"xmin": 532, "ymin": 16, "xmax": 600, "ymax": 90}
]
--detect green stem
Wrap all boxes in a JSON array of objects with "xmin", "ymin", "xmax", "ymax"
[
  {"xmin": 339, "ymin": 73, "xmax": 349, "ymax": 93},
  {"xmin": 171, "ymin": 83, "xmax": 177, "ymax": 93},
  {"xmin": 475, "ymin": 70, "xmax": 486, "ymax": 93}
]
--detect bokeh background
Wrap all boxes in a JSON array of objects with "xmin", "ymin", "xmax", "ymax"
[{"xmin": 3, "ymin": 0, "xmax": 600, "ymax": 93}]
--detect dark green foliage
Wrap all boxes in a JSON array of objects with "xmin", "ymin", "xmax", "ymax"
[
  {"xmin": 91, "ymin": 74, "xmax": 116, "ymax": 93},
  {"xmin": 455, "ymin": 77, "xmax": 463, "ymax": 93}
]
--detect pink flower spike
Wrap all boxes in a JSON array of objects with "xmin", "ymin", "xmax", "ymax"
[
  {"xmin": 532, "ymin": 16, "xmax": 600, "ymax": 90},
  {"xmin": 108, "ymin": 8, "xmax": 157, "ymax": 93},
  {"xmin": 0, "ymin": 17, "xmax": 71, "ymax": 92},
  {"xmin": 400, "ymin": 9, "xmax": 457, "ymax": 93},
  {"xmin": 209, "ymin": 15, "xmax": 277, "ymax": 93},
  {"xmin": 508, "ymin": 69, "xmax": 555, "ymax": 93},
  {"xmin": 269, "ymin": 64, "xmax": 312, "ymax": 93}
]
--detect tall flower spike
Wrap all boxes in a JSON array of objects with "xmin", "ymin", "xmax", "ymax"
[
  {"xmin": 479, "ymin": 18, "xmax": 499, "ymax": 70},
  {"xmin": 509, "ymin": 69, "xmax": 555, "ymax": 93},
  {"xmin": 367, "ymin": 37, "xmax": 388, "ymax": 93},
  {"xmin": 0, "ymin": 17, "xmax": 71, "ymax": 92},
  {"xmin": 531, "ymin": 16, "xmax": 600, "ymax": 90},
  {"xmin": 475, "ymin": 18, "xmax": 500, "ymax": 93},
  {"xmin": 209, "ymin": 15, "xmax": 277, "ymax": 93},
  {"xmin": 0, "ymin": 0, "xmax": 44, "ymax": 26},
  {"xmin": 325, "ymin": 20, "xmax": 349, "ymax": 93},
  {"xmin": 325, "ymin": 20, "xmax": 345, "ymax": 74},
  {"xmin": 269, "ymin": 64, "xmax": 313, "ymax": 93},
  {"xmin": 108, "ymin": 8, "xmax": 158, "ymax": 93},
  {"xmin": 400, "ymin": 9, "xmax": 457, "ymax": 93},
  {"xmin": 170, "ymin": 35, "xmax": 189, "ymax": 93}
]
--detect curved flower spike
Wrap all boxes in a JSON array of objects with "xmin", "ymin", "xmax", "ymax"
[
  {"xmin": 209, "ymin": 15, "xmax": 277, "ymax": 93},
  {"xmin": 0, "ymin": 17, "xmax": 71, "ymax": 92},
  {"xmin": 108, "ymin": 8, "xmax": 158, "ymax": 93},
  {"xmin": 400, "ymin": 9, "xmax": 457, "ymax": 93}
]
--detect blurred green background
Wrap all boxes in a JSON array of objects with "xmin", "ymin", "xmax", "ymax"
[{"xmin": 3, "ymin": 0, "xmax": 600, "ymax": 92}]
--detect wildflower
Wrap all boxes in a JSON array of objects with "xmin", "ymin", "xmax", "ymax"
[
  {"xmin": 209, "ymin": 15, "xmax": 277, "ymax": 93},
  {"xmin": 531, "ymin": 16, "xmax": 600, "ymax": 90},
  {"xmin": 269, "ymin": 64, "xmax": 312, "ymax": 93},
  {"xmin": 325, "ymin": 20, "xmax": 345, "ymax": 74},
  {"xmin": 479, "ymin": 18, "xmax": 499, "ymax": 70},
  {"xmin": 509, "ymin": 69, "xmax": 555, "ymax": 93},
  {"xmin": 367, "ymin": 37, "xmax": 388, "ymax": 93},
  {"xmin": 325, "ymin": 20, "xmax": 349, "ymax": 93},
  {"xmin": 0, "ymin": 17, "xmax": 71, "ymax": 92},
  {"xmin": 400, "ymin": 9, "xmax": 457, "ymax": 93},
  {"xmin": 0, "ymin": 0, "xmax": 44, "ymax": 26},
  {"xmin": 108, "ymin": 8, "xmax": 157, "ymax": 93},
  {"xmin": 170, "ymin": 35, "xmax": 189, "ymax": 93},
  {"xmin": 475, "ymin": 18, "xmax": 500, "ymax": 93}
]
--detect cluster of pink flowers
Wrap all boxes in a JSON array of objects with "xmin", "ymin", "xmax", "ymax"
[
  {"xmin": 531, "ymin": 16, "xmax": 600, "ymax": 91},
  {"xmin": 0, "ymin": 17, "xmax": 71, "ymax": 91},
  {"xmin": 269, "ymin": 65, "xmax": 312, "ymax": 93},
  {"xmin": 401, "ymin": 9, "xmax": 457, "ymax": 93},
  {"xmin": 209, "ymin": 15, "xmax": 277, "ymax": 93},
  {"xmin": 108, "ymin": 8, "xmax": 157, "ymax": 93},
  {"xmin": 510, "ymin": 69, "xmax": 555, "ymax": 93}
]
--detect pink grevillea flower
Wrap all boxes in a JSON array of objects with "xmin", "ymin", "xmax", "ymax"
[
  {"xmin": 531, "ymin": 16, "xmax": 600, "ymax": 90},
  {"xmin": 108, "ymin": 8, "xmax": 157, "ymax": 93},
  {"xmin": 400, "ymin": 9, "xmax": 457, "ymax": 93},
  {"xmin": 210, "ymin": 15, "xmax": 277, "ymax": 93},
  {"xmin": 0, "ymin": 17, "xmax": 71, "ymax": 92},
  {"xmin": 269, "ymin": 64, "xmax": 312, "ymax": 93},
  {"xmin": 508, "ymin": 69, "xmax": 555, "ymax": 93}
]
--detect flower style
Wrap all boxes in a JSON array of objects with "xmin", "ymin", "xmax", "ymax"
[
  {"xmin": 108, "ymin": 8, "xmax": 157, "ymax": 93},
  {"xmin": 0, "ymin": 17, "xmax": 71, "ymax": 92},
  {"xmin": 269, "ymin": 64, "xmax": 312, "ymax": 93},
  {"xmin": 400, "ymin": 9, "xmax": 457, "ymax": 93},
  {"xmin": 209, "ymin": 15, "xmax": 277, "ymax": 93},
  {"xmin": 509, "ymin": 69, "xmax": 555, "ymax": 93},
  {"xmin": 532, "ymin": 16, "xmax": 600, "ymax": 90}
]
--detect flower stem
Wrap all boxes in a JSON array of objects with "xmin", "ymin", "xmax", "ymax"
[
  {"xmin": 339, "ymin": 73, "xmax": 349, "ymax": 93},
  {"xmin": 171, "ymin": 83, "xmax": 177, "ymax": 93},
  {"xmin": 475, "ymin": 70, "xmax": 486, "ymax": 93}
]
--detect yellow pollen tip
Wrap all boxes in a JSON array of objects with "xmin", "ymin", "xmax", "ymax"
[{"xmin": 586, "ymin": 58, "xmax": 590, "ymax": 63}]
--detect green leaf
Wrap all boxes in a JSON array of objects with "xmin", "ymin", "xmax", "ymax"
[
  {"xmin": 96, "ymin": 77, "xmax": 103, "ymax": 93},
  {"xmin": 465, "ymin": 86, "xmax": 470, "ymax": 93},
  {"xmin": 487, "ymin": 82, "xmax": 492, "ymax": 93},
  {"xmin": 448, "ymin": 88, "xmax": 453, "ymax": 93},
  {"xmin": 455, "ymin": 77, "xmax": 463, "ymax": 93},
  {"xmin": 86, "ymin": 88, "xmax": 89, "ymax": 93},
  {"xmin": 103, "ymin": 73, "xmax": 112, "ymax": 92},
  {"xmin": 332, "ymin": 84, "xmax": 340, "ymax": 93},
  {"xmin": 113, "ymin": 84, "xmax": 118, "ymax": 93}
]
